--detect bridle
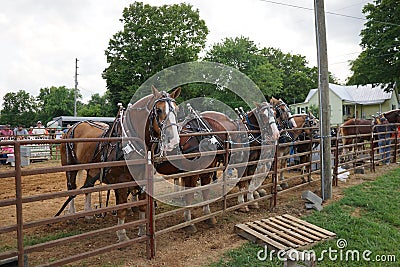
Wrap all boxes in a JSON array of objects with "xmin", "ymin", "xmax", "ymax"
[
  {"xmin": 295, "ymin": 113, "xmax": 319, "ymax": 142},
  {"xmin": 274, "ymin": 101, "xmax": 292, "ymax": 128},
  {"xmin": 254, "ymin": 103, "xmax": 276, "ymax": 132},
  {"xmin": 241, "ymin": 103, "xmax": 276, "ymax": 144},
  {"xmin": 149, "ymin": 93, "xmax": 179, "ymax": 145},
  {"xmin": 121, "ymin": 92, "xmax": 180, "ymax": 157}
]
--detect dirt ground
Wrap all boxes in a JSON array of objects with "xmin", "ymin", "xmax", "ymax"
[{"xmin": 0, "ymin": 160, "xmax": 397, "ymax": 266}]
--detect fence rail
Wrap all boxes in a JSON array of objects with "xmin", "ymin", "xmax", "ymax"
[{"xmin": 0, "ymin": 124, "xmax": 399, "ymax": 266}]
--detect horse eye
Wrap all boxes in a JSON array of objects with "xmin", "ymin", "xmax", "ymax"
[{"xmin": 156, "ymin": 108, "xmax": 162, "ymax": 114}]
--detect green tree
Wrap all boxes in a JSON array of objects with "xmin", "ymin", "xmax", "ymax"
[
  {"xmin": 78, "ymin": 93, "xmax": 115, "ymax": 117},
  {"xmin": 348, "ymin": 0, "xmax": 400, "ymax": 90},
  {"xmin": 204, "ymin": 37, "xmax": 283, "ymax": 108},
  {"xmin": 0, "ymin": 90, "xmax": 38, "ymax": 127},
  {"xmin": 260, "ymin": 48, "xmax": 321, "ymax": 104},
  {"xmin": 103, "ymin": 2, "xmax": 208, "ymax": 112},
  {"xmin": 37, "ymin": 86, "xmax": 79, "ymax": 123}
]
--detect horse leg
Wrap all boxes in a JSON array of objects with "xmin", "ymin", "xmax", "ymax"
[
  {"xmin": 114, "ymin": 187, "xmax": 129, "ymax": 242},
  {"xmin": 66, "ymin": 170, "xmax": 78, "ymax": 214},
  {"xmin": 277, "ymin": 157, "xmax": 288, "ymax": 191},
  {"xmin": 200, "ymin": 173, "xmax": 216, "ymax": 227},
  {"xmin": 300, "ymin": 155, "xmax": 313, "ymax": 183},
  {"xmin": 137, "ymin": 190, "xmax": 146, "ymax": 237},
  {"xmin": 237, "ymin": 172, "xmax": 250, "ymax": 212},
  {"xmin": 247, "ymin": 165, "xmax": 260, "ymax": 209},
  {"xmin": 183, "ymin": 176, "xmax": 197, "ymax": 234},
  {"xmin": 83, "ymin": 170, "xmax": 98, "ymax": 220},
  {"xmin": 237, "ymin": 181, "xmax": 249, "ymax": 212}
]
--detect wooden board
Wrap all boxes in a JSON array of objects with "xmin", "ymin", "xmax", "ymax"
[{"xmin": 235, "ymin": 214, "xmax": 336, "ymax": 252}]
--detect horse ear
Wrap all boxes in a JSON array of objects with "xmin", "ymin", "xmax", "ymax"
[
  {"xmin": 151, "ymin": 85, "xmax": 162, "ymax": 99},
  {"xmin": 169, "ymin": 87, "xmax": 181, "ymax": 99},
  {"xmin": 253, "ymin": 101, "xmax": 261, "ymax": 108}
]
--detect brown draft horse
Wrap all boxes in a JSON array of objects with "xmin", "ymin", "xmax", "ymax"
[
  {"xmin": 59, "ymin": 86, "xmax": 181, "ymax": 242},
  {"xmin": 155, "ymin": 108, "xmax": 246, "ymax": 233},
  {"xmin": 339, "ymin": 118, "xmax": 373, "ymax": 162},
  {"xmin": 276, "ymin": 112, "xmax": 319, "ymax": 190},
  {"xmin": 270, "ymin": 97, "xmax": 297, "ymax": 130},
  {"xmin": 383, "ymin": 109, "xmax": 400, "ymax": 123},
  {"xmin": 235, "ymin": 102, "xmax": 281, "ymax": 212}
]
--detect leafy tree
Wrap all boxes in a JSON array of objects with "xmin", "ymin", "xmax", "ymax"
[
  {"xmin": 260, "ymin": 48, "xmax": 321, "ymax": 104},
  {"xmin": 348, "ymin": 0, "xmax": 400, "ymax": 90},
  {"xmin": 36, "ymin": 86, "xmax": 79, "ymax": 123},
  {"xmin": 103, "ymin": 2, "xmax": 209, "ymax": 112},
  {"xmin": 204, "ymin": 37, "xmax": 283, "ymax": 108},
  {"xmin": 0, "ymin": 90, "xmax": 38, "ymax": 127},
  {"xmin": 78, "ymin": 92, "xmax": 115, "ymax": 117},
  {"xmin": 309, "ymin": 104, "xmax": 320, "ymax": 119}
]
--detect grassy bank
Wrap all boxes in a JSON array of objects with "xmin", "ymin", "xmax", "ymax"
[{"xmin": 209, "ymin": 168, "xmax": 400, "ymax": 267}]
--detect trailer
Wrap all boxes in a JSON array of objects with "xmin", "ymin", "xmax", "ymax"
[{"xmin": 49, "ymin": 116, "xmax": 116, "ymax": 128}]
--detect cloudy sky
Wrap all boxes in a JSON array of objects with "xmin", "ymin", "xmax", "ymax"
[{"xmin": 0, "ymin": 0, "xmax": 370, "ymax": 106}]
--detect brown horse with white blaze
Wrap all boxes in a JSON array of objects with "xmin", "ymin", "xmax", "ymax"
[
  {"xmin": 235, "ymin": 102, "xmax": 281, "ymax": 212},
  {"xmin": 59, "ymin": 86, "xmax": 181, "ymax": 242}
]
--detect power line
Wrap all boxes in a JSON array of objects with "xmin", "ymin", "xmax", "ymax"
[{"xmin": 259, "ymin": 0, "xmax": 400, "ymax": 27}]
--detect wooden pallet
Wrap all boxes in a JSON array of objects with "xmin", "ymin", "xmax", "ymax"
[{"xmin": 235, "ymin": 214, "xmax": 336, "ymax": 252}]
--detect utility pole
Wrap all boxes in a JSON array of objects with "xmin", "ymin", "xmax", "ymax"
[
  {"xmin": 74, "ymin": 58, "xmax": 79, "ymax": 117},
  {"xmin": 314, "ymin": 0, "xmax": 332, "ymax": 200}
]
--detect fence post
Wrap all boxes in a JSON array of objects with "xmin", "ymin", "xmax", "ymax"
[
  {"xmin": 333, "ymin": 127, "xmax": 339, "ymax": 186},
  {"xmin": 270, "ymin": 142, "xmax": 279, "ymax": 209},
  {"xmin": 223, "ymin": 132, "xmax": 229, "ymax": 211},
  {"xmin": 14, "ymin": 141, "xmax": 25, "ymax": 267},
  {"xmin": 146, "ymin": 151, "xmax": 155, "ymax": 259},
  {"xmin": 308, "ymin": 131, "xmax": 313, "ymax": 183},
  {"xmin": 371, "ymin": 126, "xmax": 375, "ymax": 172},
  {"xmin": 393, "ymin": 124, "xmax": 398, "ymax": 163}
]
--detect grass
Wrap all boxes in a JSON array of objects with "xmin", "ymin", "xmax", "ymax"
[
  {"xmin": 23, "ymin": 229, "xmax": 83, "ymax": 247},
  {"xmin": 208, "ymin": 168, "xmax": 400, "ymax": 267}
]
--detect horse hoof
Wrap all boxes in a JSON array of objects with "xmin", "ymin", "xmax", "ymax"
[
  {"xmin": 238, "ymin": 206, "xmax": 250, "ymax": 213},
  {"xmin": 280, "ymin": 182, "xmax": 289, "ymax": 189},
  {"xmin": 257, "ymin": 189, "xmax": 267, "ymax": 197},
  {"xmin": 184, "ymin": 224, "xmax": 197, "ymax": 234},
  {"xmin": 206, "ymin": 217, "xmax": 217, "ymax": 227},
  {"xmin": 276, "ymin": 185, "xmax": 283, "ymax": 191},
  {"xmin": 302, "ymin": 177, "xmax": 313, "ymax": 183},
  {"xmin": 118, "ymin": 236, "xmax": 130, "ymax": 243}
]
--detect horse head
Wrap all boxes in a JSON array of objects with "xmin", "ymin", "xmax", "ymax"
[
  {"xmin": 372, "ymin": 113, "xmax": 387, "ymax": 126},
  {"xmin": 150, "ymin": 85, "xmax": 181, "ymax": 153},
  {"xmin": 254, "ymin": 102, "xmax": 280, "ymax": 141},
  {"xmin": 302, "ymin": 112, "xmax": 319, "ymax": 138},
  {"xmin": 270, "ymin": 97, "xmax": 297, "ymax": 129}
]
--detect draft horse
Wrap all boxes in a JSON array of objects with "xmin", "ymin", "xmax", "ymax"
[
  {"xmin": 58, "ymin": 86, "xmax": 181, "ymax": 242},
  {"xmin": 339, "ymin": 118, "xmax": 373, "ymax": 162},
  {"xmin": 276, "ymin": 112, "xmax": 319, "ymax": 190},
  {"xmin": 235, "ymin": 102, "xmax": 280, "ymax": 212},
  {"xmin": 155, "ymin": 107, "xmax": 247, "ymax": 233},
  {"xmin": 383, "ymin": 109, "xmax": 400, "ymax": 123}
]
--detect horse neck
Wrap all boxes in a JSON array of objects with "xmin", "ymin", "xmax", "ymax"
[
  {"xmin": 125, "ymin": 95, "xmax": 157, "ymax": 148},
  {"xmin": 291, "ymin": 115, "xmax": 308, "ymax": 138},
  {"xmin": 243, "ymin": 110, "xmax": 259, "ymax": 130}
]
